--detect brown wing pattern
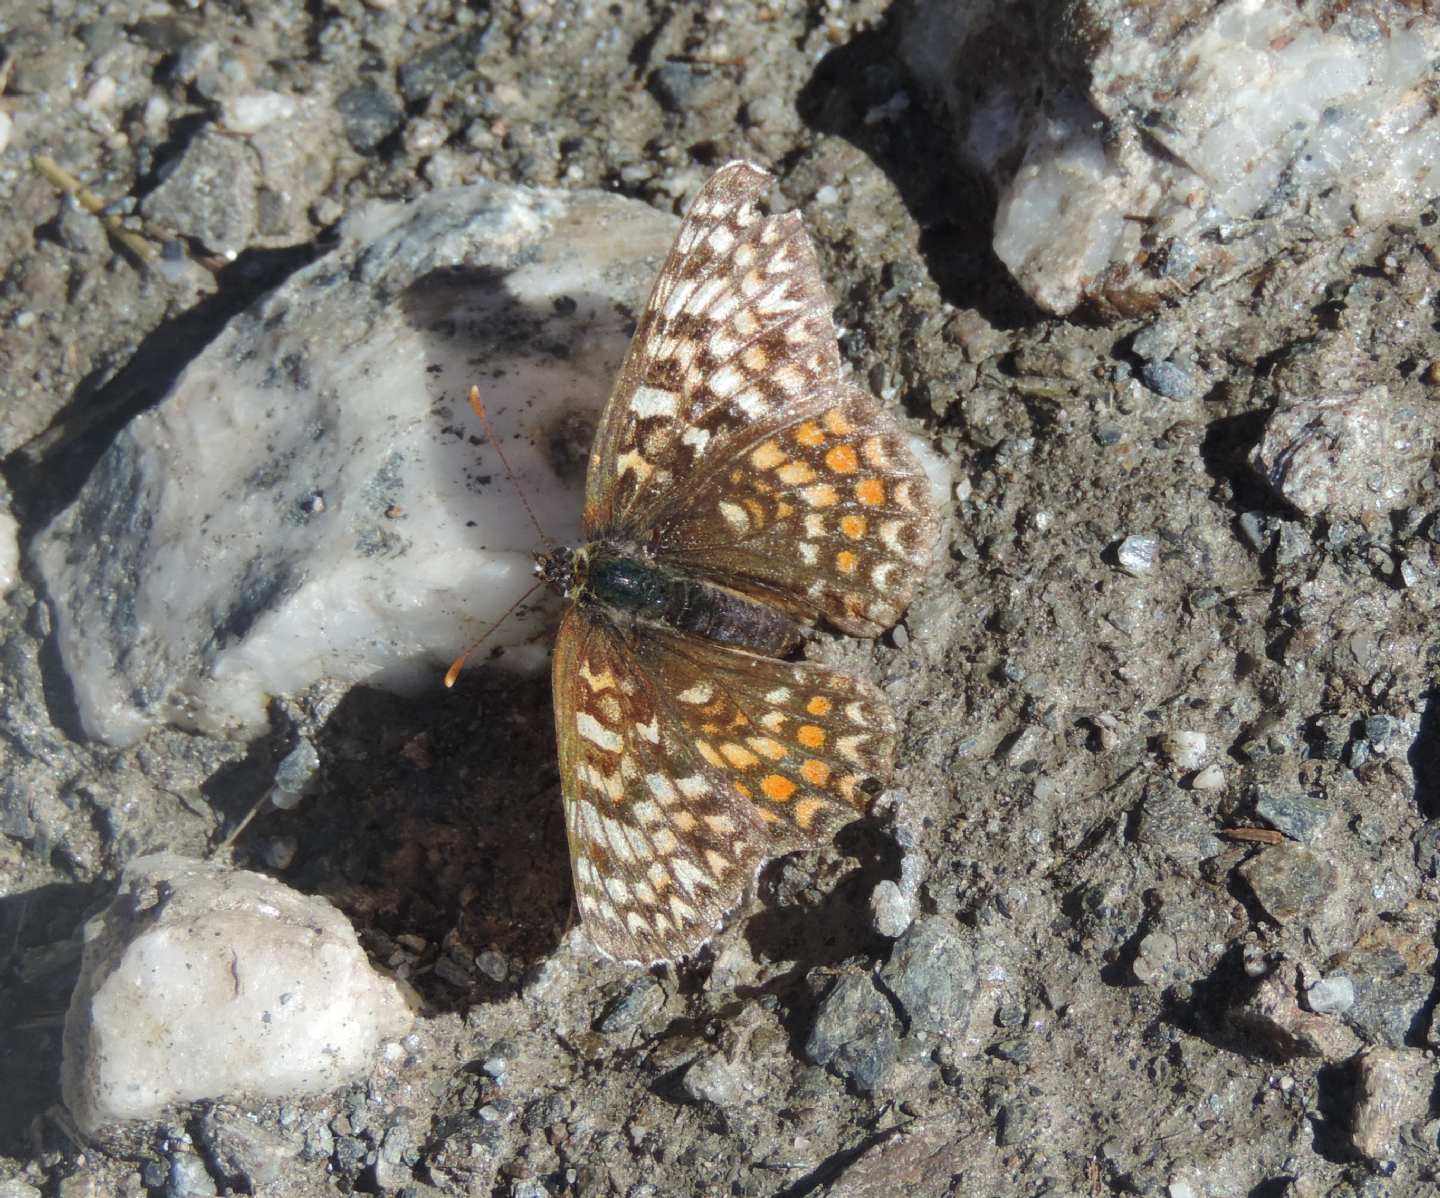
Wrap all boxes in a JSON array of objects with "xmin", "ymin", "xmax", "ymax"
[{"xmin": 552, "ymin": 606, "xmax": 896, "ymax": 965}]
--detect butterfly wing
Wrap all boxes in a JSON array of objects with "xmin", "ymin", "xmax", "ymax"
[
  {"xmin": 552, "ymin": 604, "xmax": 895, "ymax": 965},
  {"xmin": 581, "ymin": 160, "xmax": 938, "ymax": 637}
]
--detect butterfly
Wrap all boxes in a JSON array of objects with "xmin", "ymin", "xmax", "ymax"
[{"xmin": 537, "ymin": 161, "xmax": 939, "ymax": 965}]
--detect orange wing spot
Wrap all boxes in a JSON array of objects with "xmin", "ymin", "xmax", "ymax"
[
  {"xmin": 806, "ymin": 695, "xmax": 832, "ymax": 716},
  {"xmin": 742, "ymin": 497, "xmax": 767, "ymax": 525},
  {"xmin": 856, "ymin": 478, "xmax": 886, "ymax": 506},
  {"xmin": 730, "ymin": 711, "xmax": 751, "ymax": 728},
  {"xmin": 794, "ymin": 797, "xmax": 826, "ymax": 829},
  {"xmin": 761, "ymin": 773, "xmax": 797, "ymax": 802},
  {"xmin": 840, "ymin": 514, "xmax": 867, "ymax": 539},
  {"xmin": 823, "ymin": 407, "xmax": 853, "ymax": 436},
  {"xmin": 720, "ymin": 742, "xmax": 760, "ymax": 769},
  {"xmin": 735, "ymin": 782, "xmax": 753, "ymax": 799},
  {"xmin": 673, "ymin": 810, "xmax": 698, "ymax": 832},
  {"xmin": 836, "ymin": 549, "xmax": 858, "ymax": 574},
  {"xmin": 797, "ymin": 724, "xmax": 826, "ymax": 749},
  {"xmin": 758, "ymin": 808, "xmax": 781, "ymax": 824},
  {"xmin": 794, "ymin": 421, "xmax": 825, "ymax": 448},
  {"xmin": 825, "ymin": 444, "xmax": 859, "ymax": 474},
  {"xmin": 697, "ymin": 740, "xmax": 725, "ymax": 768},
  {"xmin": 700, "ymin": 698, "xmax": 727, "ymax": 717},
  {"xmin": 800, "ymin": 758, "xmax": 831, "ymax": 786},
  {"xmin": 775, "ymin": 501, "xmax": 795, "ymax": 519}
]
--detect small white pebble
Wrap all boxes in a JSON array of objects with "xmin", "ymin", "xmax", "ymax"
[
  {"xmin": 1160, "ymin": 730, "xmax": 1209, "ymax": 772},
  {"xmin": 0, "ymin": 110, "xmax": 12, "ymax": 154},
  {"xmin": 220, "ymin": 90, "xmax": 298, "ymax": 135},
  {"xmin": 15, "ymin": 310, "xmax": 35, "ymax": 330},
  {"xmin": 1116, "ymin": 534, "xmax": 1157, "ymax": 575},
  {"xmin": 1190, "ymin": 763, "xmax": 1226, "ymax": 791},
  {"xmin": 814, "ymin": 184, "xmax": 840, "ymax": 206},
  {"xmin": 84, "ymin": 76, "xmax": 118, "ymax": 110},
  {"xmin": 0, "ymin": 504, "xmax": 19, "ymax": 595}
]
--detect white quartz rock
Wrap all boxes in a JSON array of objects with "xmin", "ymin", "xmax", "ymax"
[
  {"xmin": 34, "ymin": 179, "xmax": 949, "ymax": 746},
  {"xmin": 902, "ymin": 0, "xmax": 1440, "ymax": 316},
  {"xmin": 33, "ymin": 182, "xmax": 677, "ymax": 744},
  {"xmin": 1249, "ymin": 386, "xmax": 1435, "ymax": 517},
  {"xmin": 62, "ymin": 853, "xmax": 415, "ymax": 1136}
]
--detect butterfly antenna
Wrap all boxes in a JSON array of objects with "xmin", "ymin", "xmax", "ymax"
[
  {"xmin": 467, "ymin": 384, "xmax": 554, "ymax": 549},
  {"xmin": 445, "ymin": 577, "xmax": 547, "ymax": 688}
]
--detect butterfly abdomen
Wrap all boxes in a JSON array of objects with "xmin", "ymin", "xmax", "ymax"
[{"xmin": 584, "ymin": 548, "xmax": 800, "ymax": 656}]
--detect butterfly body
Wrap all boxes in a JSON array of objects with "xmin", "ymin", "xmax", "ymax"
[
  {"xmin": 539, "ymin": 542, "xmax": 803, "ymax": 656},
  {"xmin": 542, "ymin": 161, "xmax": 940, "ymax": 965}
]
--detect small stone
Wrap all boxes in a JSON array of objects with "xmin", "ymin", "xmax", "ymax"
[
  {"xmin": 648, "ymin": 62, "xmax": 711, "ymax": 113},
  {"xmin": 1305, "ymin": 973, "xmax": 1355, "ymax": 1015},
  {"xmin": 1250, "ymin": 387, "xmax": 1434, "ymax": 517},
  {"xmin": 140, "ymin": 130, "xmax": 258, "ymax": 259},
  {"xmin": 1235, "ymin": 844, "xmax": 1339, "ymax": 926},
  {"xmin": 1130, "ymin": 320, "xmax": 1182, "ymax": 362},
  {"xmin": 680, "ymin": 1054, "xmax": 747, "ymax": 1107},
  {"xmin": 596, "ymin": 976, "xmax": 663, "ymax": 1033},
  {"xmin": 1252, "ymin": 790, "xmax": 1333, "ymax": 845},
  {"xmin": 877, "ymin": 917, "xmax": 979, "ymax": 1040},
  {"xmin": 166, "ymin": 1154, "xmax": 218, "ymax": 1198},
  {"xmin": 197, "ymin": 1108, "xmax": 300, "ymax": 1190},
  {"xmin": 1139, "ymin": 359, "xmax": 1201, "ymax": 400},
  {"xmin": 1115, "ymin": 534, "xmax": 1157, "ymax": 575},
  {"xmin": 1159, "ymin": 730, "xmax": 1208, "ymax": 772},
  {"xmin": 335, "ymin": 80, "xmax": 403, "ymax": 153},
  {"xmin": 1230, "ymin": 969, "xmax": 1363, "ymax": 1062},
  {"xmin": 1350, "ymin": 1048, "xmax": 1431, "ymax": 1163},
  {"xmin": 273, "ymin": 738, "xmax": 320, "ymax": 805},
  {"xmin": 1238, "ymin": 510, "xmax": 1272, "ymax": 553},
  {"xmin": 219, "ymin": 90, "xmax": 298, "ymax": 134},
  {"xmin": 804, "ymin": 974, "xmax": 901, "ymax": 1093},
  {"xmin": 62, "ymin": 854, "xmax": 414, "ymax": 1134},
  {"xmin": 476, "ymin": 950, "xmax": 509, "ymax": 982},
  {"xmin": 398, "ymin": 28, "xmax": 492, "ymax": 104},
  {"xmin": 866, "ymin": 879, "xmax": 914, "ymax": 939},
  {"xmin": 1190, "ymin": 763, "xmax": 1226, "ymax": 791}
]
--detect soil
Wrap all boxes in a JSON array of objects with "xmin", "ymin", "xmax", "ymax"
[{"xmin": 2, "ymin": 3, "xmax": 1439, "ymax": 1197}]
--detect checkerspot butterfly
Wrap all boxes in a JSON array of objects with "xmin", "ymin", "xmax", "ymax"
[{"xmin": 540, "ymin": 161, "xmax": 939, "ymax": 964}]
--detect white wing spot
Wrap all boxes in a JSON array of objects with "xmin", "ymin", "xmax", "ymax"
[
  {"xmin": 672, "ymin": 857, "xmax": 711, "ymax": 895},
  {"xmin": 605, "ymin": 876, "xmax": 630, "ymax": 902},
  {"xmin": 709, "ymin": 363, "xmax": 745, "ymax": 398},
  {"xmin": 707, "ymin": 225, "xmax": 735, "ymax": 255},
  {"xmin": 799, "ymin": 542, "xmax": 818, "ymax": 565},
  {"xmin": 645, "ymin": 772, "xmax": 679, "ymax": 805},
  {"xmin": 704, "ymin": 849, "xmax": 732, "ymax": 880},
  {"xmin": 652, "ymin": 827, "xmax": 679, "ymax": 855},
  {"xmin": 576, "ymin": 712, "xmax": 622, "ymax": 752},
  {"xmin": 631, "ymin": 800, "xmax": 663, "ymax": 826},
  {"xmin": 705, "ymin": 813, "xmax": 737, "ymax": 836},
  {"xmin": 636, "ymin": 715, "xmax": 660, "ymax": 744},
  {"xmin": 677, "ymin": 683, "xmax": 714, "ymax": 705},
  {"xmin": 630, "ymin": 384, "xmax": 679, "ymax": 419},
  {"xmin": 676, "ymin": 775, "xmax": 710, "ymax": 798},
  {"xmin": 765, "ymin": 687, "xmax": 792, "ymax": 704},
  {"xmin": 681, "ymin": 425, "xmax": 711, "ymax": 456},
  {"xmin": 718, "ymin": 501, "xmax": 751, "ymax": 532},
  {"xmin": 880, "ymin": 518, "xmax": 905, "ymax": 554}
]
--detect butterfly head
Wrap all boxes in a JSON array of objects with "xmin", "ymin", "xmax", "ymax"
[{"xmin": 535, "ymin": 544, "xmax": 586, "ymax": 600}]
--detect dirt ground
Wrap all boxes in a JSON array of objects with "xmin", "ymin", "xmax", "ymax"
[{"xmin": 2, "ymin": 2, "xmax": 1439, "ymax": 1196}]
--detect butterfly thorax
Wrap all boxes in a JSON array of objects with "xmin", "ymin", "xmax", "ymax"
[{"xmin": 537, "ymin": 542, "xmax": 802, "ymax": 657}]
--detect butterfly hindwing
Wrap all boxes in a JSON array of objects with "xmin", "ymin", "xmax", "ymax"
[{"xmin": 552, "ymin": 606, "xmax": 895, "ymax": 965}]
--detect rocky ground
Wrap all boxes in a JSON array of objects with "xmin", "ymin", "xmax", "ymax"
[{"xmin": 2, "ymin": 2, "xmax": 1439, "ymax": 1197}]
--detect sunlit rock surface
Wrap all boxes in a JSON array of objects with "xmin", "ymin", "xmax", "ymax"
[
  {"xmin": 902, "ymin": 0, "xmax": 1440, "ymax": 316},
  {"xmin": 34, "ymin": 182, "xmax": 676, "ymax": 744},
  {"xmin": 62, "ymin": 853, "xmax": 415, "ymax": 1136}
]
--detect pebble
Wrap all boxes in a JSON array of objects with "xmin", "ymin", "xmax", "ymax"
[
  {"xmin": 219, "ymin": 90, "xmax": 297, "ymax": 134},
  {"xmin": 804, "ymin": 974, "xmax": 901, "ymax": 1093},
  {"xmin": 1140, "ymin": 359, "xmax": 1202, "ymax": 400},
  {"xmin": 1252, "ymin": 790, "xmax": 1332, "ymax": 845},
  {"xmin": 335, "ymin": 80, "xmax": 403, "ymax": 153},
  {"xmin": 877, "ymin": 916, "xmax": 979, "ymax": 1039},
  {"xmin": 197, "ymin": 1108, "xmax": 299, "ymax": 1190},
  {"xmin": 139, "ymin": 129, "xmax": 258, "ymax": 258},
  {"xmin": 1235, "ymin": 845, "xmax": 1339, "ymax": 926},
  {"xmin": 1350, "ymin": 1048, "xmax": 1431, "ymax": 1163},
  {"xmin": 1190, "ymin": 763, "xmax": 1226, "ymax": 790},
  {"xmin": 1305, "ymin": 973, "xmax": 1355, "ymax": 1014},
  {"xmin": 0, "ymin": 111, "xmax": 12, "ymax": 155},
  {"xmin": 1159, "ymin": 730, "xmax": 1209, "ymax": 772},
  {"xmin": 397, "ymin": 28, "xmax": 493, "ymax": 104},
  {"xmin": 680, "ymin": 1054, "xmax": 747, "ymax": 1107},
  {"xmin": 595, "ymin": 976, "xmax": 663, "ymax": 1033},
  {"xmin": 166, "ymin": 1154, "xmax": 217, "ymax": 1198},
  {"xmin": 1115, "ymin": 534, "xmax": 1157, "ymax": 575},
  {"xmin": 62, "ymin": 853, "xmax": 413, "ymax": 1134},
  {"xmin": 866, "ymin": 879, "xmax": 915, "ymax": 939}
]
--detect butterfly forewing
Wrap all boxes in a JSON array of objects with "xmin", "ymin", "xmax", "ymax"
[
  {"xmin": 583, "ymin": 162, "xmax": 841, "ymax": 537},
  {"xmin": 552, "ymin": 607, "xmax": 896, "ymax": 965}
]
